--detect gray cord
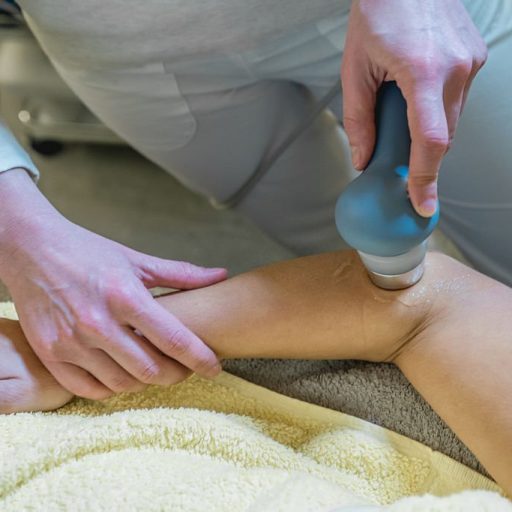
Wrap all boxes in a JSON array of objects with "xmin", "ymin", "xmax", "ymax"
[{"xmin": 209, "ymin": 80, "xmax": 342, "ymax": 210}]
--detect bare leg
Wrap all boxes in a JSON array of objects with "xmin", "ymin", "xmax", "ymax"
[
  {"xmin": 157, "ymin": 250, "xmax": 431, "ymax": 363},
  {"xmin": 1, "ymin": 251, "xmax": 511, "ymax": 492},
  {"xmin": 394, "ymin": 269, "xmax": 512, "ymax": 495},
  {"xmin": 157, "ymin": 251, "xmax": 512, "ymax": 493}
]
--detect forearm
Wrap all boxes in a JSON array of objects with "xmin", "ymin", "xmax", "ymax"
[
  {"xmin": 0, "ymin": 168, "xmax": 61, "ymax": 282},
  {"xmin": 0, "ymin": 121, "xmax": 43, "ymax": 250},
  {"xmin": 0, "ymin": 121, "xmax": 39, "ymax": 182}
]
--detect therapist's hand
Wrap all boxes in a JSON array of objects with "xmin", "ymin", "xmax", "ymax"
[
  {"xmin": 341, "ymin": 0, "xmax": 487, "ymax": 217},
  {"xmin": 0, "ymin": 171, "xmax": 226, "ymax": 400}
]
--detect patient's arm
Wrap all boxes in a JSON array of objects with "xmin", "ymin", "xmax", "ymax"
[{"xmin": 1, "ymin": 250, "xmax": 511, "ymax": 493}]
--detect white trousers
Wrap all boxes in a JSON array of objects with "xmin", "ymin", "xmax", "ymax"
[{"xmin": 48, "ymin": 0, "xmax": 512, "ymax": 284}]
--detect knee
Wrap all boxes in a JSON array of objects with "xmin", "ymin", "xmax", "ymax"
[{"xmin": 387, "ymin": 251, "xmax": 500, "ymax": 363}]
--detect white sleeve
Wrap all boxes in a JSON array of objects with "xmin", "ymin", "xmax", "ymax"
[{"xmin": 0, "ymin": 121, "xmax": 39, "ymax": 181}]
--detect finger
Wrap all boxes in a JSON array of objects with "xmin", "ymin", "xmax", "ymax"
[
  {"xmin": 127, "ymin": 250, "xmax": 228, "ymax": 290},
  {"xmin": 460, "ymin": 75, "xmax": 474, "ymax": 118},
  {"xmin": 45, "ymin": 361, "xmax": 114, "ymax": 401},
  {"xmin": 403, "ymin": 80, "xmax": 448, "ymax": 217},
  {"xmin": 341, "ymin": 57, "xmax": 379, "ymax": 170},
  {"xmin": 127, "ymin": 297, "xmax": 221, "ymax": 378},
  {"xmin": 99, "ymin": 326, "xmax": 191, "ymax": 386},
  {"xmin": 77, "ymin": 348, "xmax": 147, "ymax": 394},
  {"xmin": 443, "ymin": 54, "xmax": 476, "ymax": 145},
  {"xmin": 443, "ymin": 84, "xmax": 465, "ymax": 149},
  {"xmin": 460, "ymin": 58, "xmax": 485, "ymax": 116}
]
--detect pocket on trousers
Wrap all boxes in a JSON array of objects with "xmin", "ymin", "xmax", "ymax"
[{"xmin": 53, "ymin": 60, "xmax": 197, "ymax": 152}]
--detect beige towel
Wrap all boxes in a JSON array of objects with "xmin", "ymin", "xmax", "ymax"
[{"xmin": 0, "ymin": 302, "xmax": 510, "ymax": 511}]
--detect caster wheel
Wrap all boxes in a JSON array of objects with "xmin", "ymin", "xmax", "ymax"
[{"xmin": 29, "ymin": 139, "xmax": 64, "ymax": 156}]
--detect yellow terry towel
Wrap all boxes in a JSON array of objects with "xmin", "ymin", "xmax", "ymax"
[{"xmin": 0, "ymin": 303, "xmax": 510, "ymax": 511}]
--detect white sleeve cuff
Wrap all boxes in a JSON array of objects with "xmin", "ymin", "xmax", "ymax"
[{"xmin": 0, "ymin": 122, "xmax": 39, "ymax": 182}]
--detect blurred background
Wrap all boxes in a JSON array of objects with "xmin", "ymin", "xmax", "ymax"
[{"xmin": 0, "ymin": 1, "xmax": 462, "ymax": 301}]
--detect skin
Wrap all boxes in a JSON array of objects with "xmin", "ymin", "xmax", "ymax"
[
  {"xmin": 1, "ymin": 250, "xmax": 511, "ymax": 494},
  {"xmin": 0, "ymin": 169, "xmax": 226, "ymax": 401},
  {"xmin": 342, "ymin": 0, "xmax": 488, "ymax": 216}
]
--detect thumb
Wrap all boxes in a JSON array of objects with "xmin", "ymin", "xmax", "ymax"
[
  {"xmin": 130, "ymin": 252, "xmax": 228, "ymax": 290},
  {"xmin": 341, "ymin": 62, "xmax": 378, "ymax": 170}
]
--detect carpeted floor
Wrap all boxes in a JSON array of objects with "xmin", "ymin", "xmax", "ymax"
[{"xmin": 223, "ymin": 358, "xmax": 484, "ymax": 475}]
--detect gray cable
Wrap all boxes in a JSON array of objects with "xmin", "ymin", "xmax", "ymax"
[{"xmin": 209, "ymin": 80, "xmax": 342, "ymax": 210}]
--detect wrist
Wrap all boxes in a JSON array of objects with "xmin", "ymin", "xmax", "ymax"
[{"xmin": 0, "ymin": 168, "xmax": 63, "ymax": 280}]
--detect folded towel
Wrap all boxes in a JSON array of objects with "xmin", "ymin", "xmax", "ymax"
[{"xmin": 1, "ymin": 302, "xmax": 510, "ymax": 511}]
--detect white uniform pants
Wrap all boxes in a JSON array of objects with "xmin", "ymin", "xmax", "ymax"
[{"xmin": 47, "ymin": 0, "xmax": 512, "ymax": 284}]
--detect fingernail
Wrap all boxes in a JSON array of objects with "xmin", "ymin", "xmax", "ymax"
[
  {"xmin": 351, "ymin": 146, "xmax": 362, "ymax": 170},
  {"xmin": 417, "ymin": 199, "xmax": 438, "ymax": 218},
  {"xmin": 206, "ymin": 267, "xmax": 227, "ymax": 275},
  {"xmin": 207, "ymin": 363, "xmax": 222, "ymax": 379}
]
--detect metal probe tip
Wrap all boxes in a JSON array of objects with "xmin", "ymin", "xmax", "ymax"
[
  {"xmin": 367, "ymin": 259, "xmax": 425, "ymax": 290},
  {"xmin": 357, "ymin": 241, "xmax": 428, "ymax": 291}
]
